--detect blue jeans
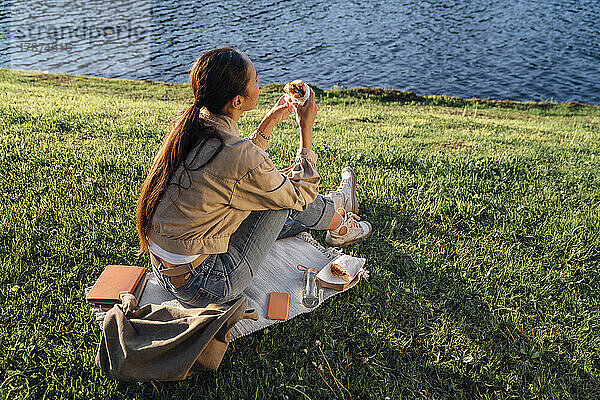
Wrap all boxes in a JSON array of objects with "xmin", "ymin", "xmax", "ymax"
[{"xmin": 151, "ymin": 194, "xmax": 336, "ymax": 306}]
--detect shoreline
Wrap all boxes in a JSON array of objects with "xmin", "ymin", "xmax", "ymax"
[{"xmin": 3, "ymin": 67, "xmax": 598, "ymax": 110}]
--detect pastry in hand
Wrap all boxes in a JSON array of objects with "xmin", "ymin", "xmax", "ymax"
[
  {"xmin": 283, "ymin": 80, "xmax": 310, "ymax": 106},
  {"xmin": 330, "ymin": 263, "xmax": 352, "ymax": 282},
  {"xmin": 284, "ymin": 80, "xmax": 306, "ymax": 98}
]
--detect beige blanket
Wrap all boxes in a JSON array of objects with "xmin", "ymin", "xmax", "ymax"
[{"xmin": 85, "ymin": 232, "xmax": 367, "ymax": 341}]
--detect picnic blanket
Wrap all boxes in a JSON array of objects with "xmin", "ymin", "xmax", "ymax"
[{"xmin": 85, "ymin": 232, "xmax": 368, "ymax": 341}]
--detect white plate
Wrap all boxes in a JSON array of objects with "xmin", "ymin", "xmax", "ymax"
[{"xmin": 317, "ymin": 254, "xmax": 366, "ymax": 285}]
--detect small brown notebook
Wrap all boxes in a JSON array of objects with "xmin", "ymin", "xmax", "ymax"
[
  {"xmin": 86, "ymin": 265, "xmax": 147, "ymax": 306},
  {"xmin": 92, "ymin": 274, "xmax": 149, "ymax": 311}
]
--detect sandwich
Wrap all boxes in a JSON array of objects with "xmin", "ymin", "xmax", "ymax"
[
  {"xmin": 284, "ymin": 80, "xmax": 306, "ymax": 99},
  {"xmin": 330, "ymin": 263, "xmax": 352, "ymax": 282},
  {"xmin": 283, "ymin": 80, "xmax": 310, "ymax": 106}
]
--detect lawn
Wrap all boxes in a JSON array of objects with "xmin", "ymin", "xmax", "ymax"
[{"xmin": 1, "ymin": 68, "xmax": 599, "ymax": 399}]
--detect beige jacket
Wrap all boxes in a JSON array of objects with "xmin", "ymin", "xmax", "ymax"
[{"xmin": 148, "ymin": 107, "xmax": 320, "ymax": 255}]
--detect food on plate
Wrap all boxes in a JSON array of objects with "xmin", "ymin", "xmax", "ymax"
[{"xmin": 330, "ymin": 263, "xmax": 352, "ymax": 282}]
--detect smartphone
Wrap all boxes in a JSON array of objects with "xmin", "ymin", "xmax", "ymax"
[{"xmin": 267, "ymin": 292, "xmax": 290, "ymax": 320}]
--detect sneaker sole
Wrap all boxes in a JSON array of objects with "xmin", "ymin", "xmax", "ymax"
[{"xmin": 342, "ymin": 166, "xmax": 359, "ymax": 214}]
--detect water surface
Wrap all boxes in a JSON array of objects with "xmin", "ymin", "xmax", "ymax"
[{"xmin": 1, "ymin": 0, "xmax": 598, "ymax": 104}]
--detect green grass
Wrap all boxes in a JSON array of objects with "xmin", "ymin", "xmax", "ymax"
[{"xmin": 1, "ymin": 67, "xmax": 599, "ymax": 399}]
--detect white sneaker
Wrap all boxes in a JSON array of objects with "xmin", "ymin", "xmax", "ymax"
[
  {"xmin": 326, "ymin": 166, "xmax": 359, "ymax": 214},
  {"xmin": 325, "ymin": 208, "xmax": 372, "ymax": 247}
]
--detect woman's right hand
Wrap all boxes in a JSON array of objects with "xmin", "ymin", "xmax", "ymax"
[{"xmin": 292, "ymin": 87, "xmax": 317, "ymax": 139}]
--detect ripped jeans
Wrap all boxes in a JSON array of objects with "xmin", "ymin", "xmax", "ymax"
[{"xmin": 151, "ymin": 194, "xmax": 336, "ymax": 306}]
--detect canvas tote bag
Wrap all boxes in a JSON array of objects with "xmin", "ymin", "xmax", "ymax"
[{"xmin": 95, "ymin": 294, "xmax": 258, "ymax": 381}]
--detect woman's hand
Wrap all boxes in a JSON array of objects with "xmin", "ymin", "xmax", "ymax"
[
  {"xmin": 266, "ymin": 95, "xmax": 293, "ymax": 125},
  {"xmin": 256, "ymin": 96, "xmax": 293, "ymax": 139},
  {"xmin": 293, "ymin": 87, "xmax": 317, "ymax": 149}
]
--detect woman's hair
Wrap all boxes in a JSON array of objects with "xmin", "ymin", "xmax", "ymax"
[{"xmin": 136, "ymin": 47, "xmax": 251, "ymax": 254}]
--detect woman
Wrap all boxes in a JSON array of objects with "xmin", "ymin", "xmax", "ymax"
[{"xmin": 136, "ymin": 47, "xmax": 372, "ymax": 306}]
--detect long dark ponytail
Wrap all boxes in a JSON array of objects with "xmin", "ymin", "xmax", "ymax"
[{"xmin": 136, "ymin": 47, "xmax": 251, "ymax": 254}]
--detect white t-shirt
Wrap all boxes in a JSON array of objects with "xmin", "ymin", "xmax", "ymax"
[{"xmin": 148, "ymin": 238, "xmax": 199, "ymax": 265}]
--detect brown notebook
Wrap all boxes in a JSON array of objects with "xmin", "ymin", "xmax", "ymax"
[
  {"xmin": 91, "ymin": 274, "xmax": 149, "ymax": 311},
  {"xmin": 86, "ymin": 265, "xmax": 147, "ymax": 305}
]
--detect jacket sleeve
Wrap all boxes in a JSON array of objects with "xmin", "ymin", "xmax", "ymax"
[{"xmin": 230, "ymin": 147, "xmax": 320, "ymax": 211}]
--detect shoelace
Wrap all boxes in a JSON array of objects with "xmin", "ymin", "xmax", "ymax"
[{"xmin": 343, "ymin": 211, "xmax": 363, "ymax": 234}]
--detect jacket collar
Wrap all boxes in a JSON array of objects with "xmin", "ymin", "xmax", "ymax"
[{"xmin": 199, "ymin": 107, "xmax": 239, "ymax": 137}]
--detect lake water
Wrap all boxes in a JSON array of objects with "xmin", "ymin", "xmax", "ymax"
[{"xmin": 1, "ymin": 0, "xmax": 599, "ymax": 104}]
